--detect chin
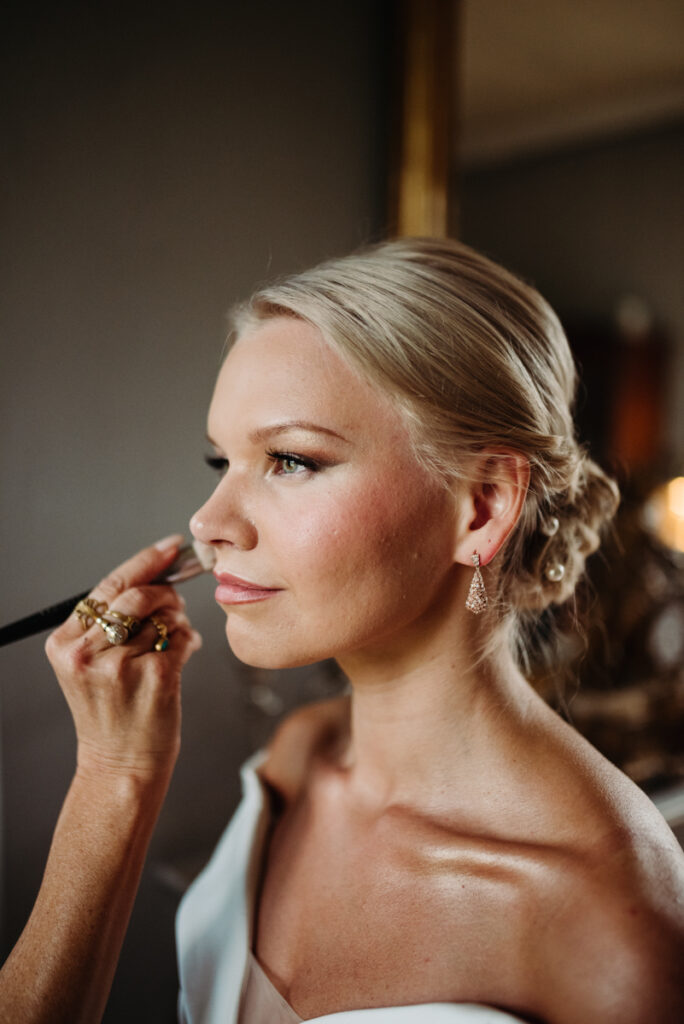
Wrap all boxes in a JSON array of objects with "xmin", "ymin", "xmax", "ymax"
[{"xmin": 223, "ymin": 620, "xmax": 324, "ymax": 671}]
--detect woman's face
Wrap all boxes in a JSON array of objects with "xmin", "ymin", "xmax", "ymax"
[{"xmin": 190, "ymin": 317, "xmax": 461, "ymax": 669}]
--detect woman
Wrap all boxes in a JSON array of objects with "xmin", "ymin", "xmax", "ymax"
[{"xmin": 1, "ymin": 238, "xmax": 682, "ymax": 1023}]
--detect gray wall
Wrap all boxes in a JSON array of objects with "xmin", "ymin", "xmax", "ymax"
[
  {"xmin": 0, "ymin": 2, "xmax": 388, "ymax": 1019},
  {"xmin": 460, "ymin": 121, "xmax": 684, "ymax": 467}
]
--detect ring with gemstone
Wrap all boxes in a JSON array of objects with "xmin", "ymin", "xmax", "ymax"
[
  {"xmin": 73, "ymin": 599, "xmax": 139, "ymax": 645},
  {"xmin": 97, "ymin": 615, "xmax": 131, "ymax": 645},
  {"xmin": 150, "ymin": 616, "xmax": 169, "ymax": 652},
  {"xmin": 108, "ymin": 609, "xmax": 142, "ymax": 637}
]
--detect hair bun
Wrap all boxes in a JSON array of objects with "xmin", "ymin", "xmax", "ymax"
[{"xmin": 512, "ymin": 451, "xmax": 619, "ymax": 612}]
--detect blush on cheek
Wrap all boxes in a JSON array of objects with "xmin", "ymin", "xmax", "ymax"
[
  {"xmin": 316, "ymin": 481, "xmax": 441, "ymax": 580},
  {"xmin": 316, "ymin": 493, "xmax": 398, "ymax": 555}
]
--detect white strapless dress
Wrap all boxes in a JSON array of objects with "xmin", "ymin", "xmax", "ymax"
[{"xmin": 176, "ymin": 752, "xmax": 528, "ymax": 1024}]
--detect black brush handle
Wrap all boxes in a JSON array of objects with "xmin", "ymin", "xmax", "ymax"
[{"xmin": 0, "ymin": 591, "xmax": 91, "ymax": 647}]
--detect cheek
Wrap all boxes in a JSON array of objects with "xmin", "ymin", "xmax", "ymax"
[
  {"xmin": 224, "ymin": 479, "xmax": 455, "ymax": 668},
  {"xmin": 280, "ymin": 477, "xmax": 451, "ymax": 595}
]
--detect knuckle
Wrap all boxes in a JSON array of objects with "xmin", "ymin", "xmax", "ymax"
[
  {"xmin": 166, "ymin": 609, "xmax": 188, "ymax": 628},
  {"xmin": 176, "ymin": 627, "xmax": 202, "ymax": 659},
  {"xmin": 64, "ymin": 637, "xmax": 95, "ymax": 673},
  {"xmin": 114, "ymin": 585, "xmax": 151, "ymax": 613},
  {"xmin": 44, "ymin": 630, "xmax": 60, "ymax": 662},
  {"xmin": 153, "ymin": 585, "xmax": 181, "ymax": 608},
  {"xmin": 181, "ymin": 632, "xmax": 202, "ymax": 661},
  {"xmin": 146, "ymin": 658, "xmax": 171, "ymax": 689},
  {"xmin": 74, "ymin": 637, "xmax": 97, "ymax": 670},
  {"xmin": 46, "ymin": 617, "xmax": 78, "ymax": 654},
  {"xmin": 98, "ymin": 572, "xmax": 127, "ymax": 600},
  {"xmin": 121, "ymin": 584, "xmax": 173, "ymax": 611},
  {"xmin": 123, "ymin": 585, "xmax": 149, "ymax": 606}
]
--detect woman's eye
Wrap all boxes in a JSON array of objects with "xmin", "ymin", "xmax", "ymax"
[
  {"xmin": 205, "ymin": 454, "xmax": 228, "ymax": 475},
  {"xmin": 267, "ymin": 450, "xmax": 319, "ymax": 476}
]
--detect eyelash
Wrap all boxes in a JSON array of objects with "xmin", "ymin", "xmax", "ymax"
[
  {"xmin": 204, "ymin": 454, "xmax": 228, "ymax": 474},
  {"xmin": 204, "ymin": 450, "xmax": 321, "ymax": 476},
  {"xmin": 267, "ymin": 449, "xmax": 320, "ymax": 474}
]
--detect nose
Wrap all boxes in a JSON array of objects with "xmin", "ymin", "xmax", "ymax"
[{"xmin": 190, "ymin": 475, "xmax": 258, "ymax": 551}]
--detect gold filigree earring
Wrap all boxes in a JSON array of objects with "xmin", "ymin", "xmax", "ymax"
[{"xmin": 465, "ymin": 552, "xmax": 487, "ymax": 614}]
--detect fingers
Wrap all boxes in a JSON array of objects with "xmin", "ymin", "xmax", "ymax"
[
  {"xmin": 45, "ymin": 534, "xmax": 202, "ymax": 711},
  {"xmin": 98, "ymin": 583, "xmax": 186, "ymax": 622},
  {"xmin": 131, "ymin": 608, "xmax": 202, "ymax": 661},
  {"xmin": 91, "ymin": 534, "xmax": 185, "ymax": 605},
  {"xmin": 52, "ymin": 536, "xmax": 186, "ymax": 645},
  {"xmin": 48, "ymin": 596, "xmax": 198, "ymax": 666},
  {"xmin": 42, "ymin": 537, "xmax": 203, "ymax": 783}
]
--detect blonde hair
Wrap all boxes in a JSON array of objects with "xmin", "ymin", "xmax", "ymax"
[{"xmin": 231, "ymin": 237, "xmax": 618, "ymax": 653}]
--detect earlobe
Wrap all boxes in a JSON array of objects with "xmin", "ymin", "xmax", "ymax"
[{"xmin": 453, "ymin": 451, "xmax": 530, "ymax": 568}]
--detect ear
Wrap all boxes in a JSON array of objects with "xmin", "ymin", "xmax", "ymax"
[{"xmin": 453, "ymin": 451, "xmax": 530, "ymax": 568}]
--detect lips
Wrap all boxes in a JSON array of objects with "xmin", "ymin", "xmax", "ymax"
[{"xmin": 213, "ymin": 571, "xmax": 282, "ymax": 605}]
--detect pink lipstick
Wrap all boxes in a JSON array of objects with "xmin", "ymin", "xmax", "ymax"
[{"xmin": 213, "ymin": 572, "xmax": 281, "ymax": 605}]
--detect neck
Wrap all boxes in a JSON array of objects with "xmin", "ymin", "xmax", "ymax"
[{"xmin": 335, "ymin": 624, "xmax": 535, "ymax": 810}]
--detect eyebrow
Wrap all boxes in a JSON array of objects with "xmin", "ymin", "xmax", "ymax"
[
  {"xmin": 248, "ymin": 421, "xmax": 350, "ymax": 445},
  {"xmin": 206, "ymin": 420, "xmax": 351, "ymax": 448}
]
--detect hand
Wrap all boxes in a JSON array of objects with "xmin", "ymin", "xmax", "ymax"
[{"xmin": 45, "ymin": 535, "xmax": 202, "ymax": 783}]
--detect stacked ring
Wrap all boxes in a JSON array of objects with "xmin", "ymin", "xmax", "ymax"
[
  {"xmin": 73, "ymin": 599, "xmax": 169, "ymax": 652},
  {"xmin": 74, "ymin": 599, "xmax": 142, "ymax": 646},
  {"xmin": 74, "ymin": 598, "xmax": 108, "ymax": 629},
  {"xmin": 107, "ymin": 610, "xmax": 142, "ymax": 637}
]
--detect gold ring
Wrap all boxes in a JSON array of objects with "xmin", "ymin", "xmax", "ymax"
[
  {"xmin": 98, "ymin": 616, "xmax": 130, "ymax": 645},
  {"xmin": 73, "ymin": 599, "xmax": 137, "ymax": 646},
  {"xmin": 150, "ymin": 617, "xmax": 169, "ymax": 652},
  {"xmin": 108, "ymin": 610, "xmax": 142, "ymax": 635},
  {"xmin": 74, "ymin": 598, "xmax": 108, "ymax": 630}
]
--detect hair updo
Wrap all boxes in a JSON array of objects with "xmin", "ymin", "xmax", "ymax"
[{"xmin": 231, "ymin": 237, "xmax": 618, "ymax": 652}]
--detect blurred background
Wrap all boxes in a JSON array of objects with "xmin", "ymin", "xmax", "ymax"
[{"xmin": 1, "ymin": 1, "xmax": 682, "ymax": 1020}]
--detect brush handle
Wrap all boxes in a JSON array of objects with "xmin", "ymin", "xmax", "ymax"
[
  {"xmin": 0, "ymin": 544, "xmax": 212, "ymax": 647},
  {"xmin": 0, "ymin": 591, "xmax": 91, "ymax": 647}
]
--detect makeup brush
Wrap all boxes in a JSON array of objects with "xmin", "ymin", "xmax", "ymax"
[{"xmin": 0, "ymin": 540, "xmax": 216, "ymax": 647}]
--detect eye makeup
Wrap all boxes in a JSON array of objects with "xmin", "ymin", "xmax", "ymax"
[
  {"xmin": 204, "ymin": 447, "xmax": 333, "ymax": 477},
  {"xmin": 205, "ymin": 453, "xmax": 228, "ymax": 474},
  {"xmin": 265, "ymin": 449, "xmax": 321, "ymax": 474}
]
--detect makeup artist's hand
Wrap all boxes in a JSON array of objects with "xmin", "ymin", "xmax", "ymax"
[
  {"xmin": 45, "ymin": 535, "xmax": 202, "ymax": 783},
  {"xmin": 0, "ymin": 537, "xmax": 203, "ymax": 1023}
]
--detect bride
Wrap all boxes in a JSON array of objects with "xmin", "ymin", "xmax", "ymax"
[{"xmin": 2, "ymin": 238, "xmax": 683, "ymax": 1023}]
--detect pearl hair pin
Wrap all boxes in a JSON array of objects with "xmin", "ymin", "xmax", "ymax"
[
  {"xmin": 541, "ymin": 515, "xmax": 560, "ymax": 537},
  {"xmin": 544, "ymin": 562, "xmax": 565, "ymax": 583}
]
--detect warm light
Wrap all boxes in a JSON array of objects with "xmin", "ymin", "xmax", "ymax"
[
  {"xmin": 643, "ymin": 476, "xmax": 684, "ymax": 553},
  {"xmin": 667, "ymin": 477, "xmax": 684, "ymax": 519}
]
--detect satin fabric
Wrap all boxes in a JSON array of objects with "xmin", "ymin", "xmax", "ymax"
[
  {"xmin": 176, "ymin": 752, "xmax": 526, "ymax": 1024},
  {"xmin": 239, "ymin": 950, "xmax": 303, "ymax": 1023}
]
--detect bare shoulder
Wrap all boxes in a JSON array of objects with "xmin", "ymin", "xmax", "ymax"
[
  {"xmin": 528, "ymin": 724, "xmax": 684, "ymax": 1022},
  {"xmin": 533, "ymin": 832, "xmax": 684, "ymax": 1023},
  {"xmin": 259, "ymin": 695, "xmax": 350, "ymax": 803}
]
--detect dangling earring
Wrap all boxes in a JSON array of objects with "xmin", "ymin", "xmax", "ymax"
[{"xmin": 465, "ymin": 551, "xmax": 488, "ymax": 614}]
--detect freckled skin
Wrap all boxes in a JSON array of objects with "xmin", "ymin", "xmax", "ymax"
[{"xmin": 191, "ymin": 318, "xmax": 461, "ymax": 670}]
